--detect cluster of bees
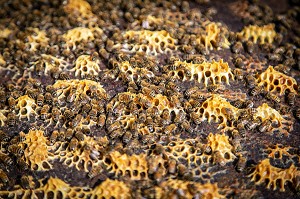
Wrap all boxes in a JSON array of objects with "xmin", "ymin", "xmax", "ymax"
[{"xmin": 0, "ymin": 0, "xmax": 299, "ymax": 198}]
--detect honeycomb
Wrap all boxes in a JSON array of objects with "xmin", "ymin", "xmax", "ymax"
[
  {"xmin": 53, "ymin": 79, "xmax": 108, "ymax": 104},
  {"xmin": 30, "ymin": 54, "xmax": 69, "ymax": 76},
  {"xmin": 22, "ymin": 129, "xmax": 53, "ymax": 171},
  {"xmin": 253, "ymin": 103, "xmax": 293, "ymax": 136},
  {"xmin": 117, "ymin": 61, "xmax": 154, "ymax": 82},
  {"xmin": 0, "ymin": 177, "xmax": 131, "ymax": 199},
  {"xmin": 264, "ymin": 144, "xmax": 299, "ymax": 162},
  {"xmin": 168, "ymin": 59, "xmax": 234, "ymax": 86},
  {"xmin": 62, "ymin": 27, "xmax": 104, "ymax": 50},
  {"xmin": 51, "ymin": 135, "xmax": 107, "ymax": 172},
  {"xmin": 105, "ymin": 151, "xmax": 148, "ymax": 180},
  {"xmin": 238, "ymin": 24, "xmax": 277, "ymax": 44},
  {"xmin": 194, "ymin": 95, "xmax": 239, "ymax": 129},
  {"xmin": 249, "ymin": 158, "xmax": 300, "ymax": 192},
  {"xmin": 206, "ymin": 133, "xmax": 236, "ymax": 165},
  {"xmin": 72, "ymin": 55, "xmax": 101, "ymax": 78},
  {"xmin": 15, "ymin": 95, "xmax": 37, "ymax": 121},
  {"xmin": 24, "ymin": 28, "xmax": 49, "ymax": 52},
  {"xmin": 156, "ymin": 179, "xmax": 224, "ymax": 199},
  {"xmin": 197, "ymin": 22, "xmax": 231, "ymax": 52},
  {"xmin": 256, "ymin": 66, "xmax": 298, "ymax": 95},
  {"xmin": 121, "ymin": 30, "xmax": 177, "ymax": 55}
]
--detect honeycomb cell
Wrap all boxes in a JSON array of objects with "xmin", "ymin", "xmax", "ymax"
[
  {"xmin": 256, "ymin": 66, "xmax": 298, "ymax": 95},
  {"xmin": 249, "ymin": 159, "xmax": 300, "ymax": 192},
  {"xmin": 238, "ymin": 24, "xmax": 277, "ymax": 44},
  {"xmin": 117, "ymin": 61, "xmax": 154, "ymax": 82},
  {"xmin": 24, "ymin": 28, "xmax": 49, "ymax": 52}
]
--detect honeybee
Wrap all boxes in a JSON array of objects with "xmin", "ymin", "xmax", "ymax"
[
  {"xmin": 207, "ymin": 84, "xmax": 222, "ymax": 92},
  {"xmin": 286, "ymin": 92, "xmax": 295, "ymax": 106},
  {"xmin": 293, "ymin": 107, "xmax": 300, "ymax": 119},
  {"xmin": 189, "ymin": 99, "xmax": 201, "ymax": 108},
  {"xmin": 142, "ymin": 87, "xmax": 156, "ymax": 98},
  {"xmin": 81, "ymin": 104, "xmax": 91, "ymax": 115},
  {"xmin": 0, "ymin": 90, "xmax": 6, "ymax": 102},
  {"xmin": 214, "ymin": 151, "xmax": 226, "ymax": 166},
  {"xmin": 50, "ymin": 67, "xmax": 60, "ymax": 79},
  {"xmin": 65, "ymin": 128, "xmax": 74, "ymax": 140},
  {"xmin": 146, "ymin": 116, "xmax": 154, "ymax": 133},
  {"xmin": 247, "ymin": 108, "xmax": 257, "ymax": 116},
  {"xmin": 71, "ymin": 114, "xmax": 82, "ymax": 128},
  {"xmin": 0, "ymin": 130, "xmax": 10, "ymax": 142},
  {"xmin": 245, "ymin": 120, "xmax": 259, "ymax": 130},
  {"xmin": 166, "ymin": 81, "xmax": 180, "ymax": 92},
  {"xmin": 7, "ymin": 96, "xmax": 16, "ymax": 109},
  {"xmin": 89, "ymin": 108, "xmax": 98, "ymax": 120},
  {"xmin": 235, "ymin": 154, "xmax": 247, "ymax": 172},
  {"xmin": 164, "ymin": 124, "xmax": 177, "ymax": 134},
  {"xmin": 59, "ymin": 72, "xmax": 70, "ymax": 80},
  {"xmin": 250, "ymin": 86, "xmax": 263, "ymax": 96},
  {"xmin": 258, "ymin": 119, "xmax": 272, "ymax": 133},
  {"xmin": 44, "ymin": 92, "xmax": 53, "ymax": 104},
  {"xmin": 181, "ymin": 120, "xmax": 193, "ymax": 133},
  {"xmin": 66, "ymin": 87, "xmax": 76, "ymax": 103},
  {"xmin": 0, "ymin": 169, "xmax": 8, "ymax": 184},
  {"xmin": 168, "ymin": 159, "xmax": 177, "ymax": 174},
  {"xmin": 99, "ymin": 48, "xmax": 110, "ymax": 60},
  {"xmin": 64, "ymin": 108, "xmax": 74, "ymax": 119},
  {"xmin": 224, "ymin": 108, "xmax": 235, "ymax": 121},
  {"xmin": 17, "ymin": 158, "xmax": 29, "ymax": 171},
  {"xmin": 7, "ymin": 112, "xmax": 16, "ymax": 126},
  {"xmin": 0, "ymin": 153, "xmax": 14, "ymax": 165},
  {"xmin": 97, "ymin": 114, "xmax": 106, "ymax": 128},
  {"xmin": 49, "ymin": 130, "xmax": 58, "ymax": 145},
  {"xmin": 110, "ymin": 129, "xmax": 124, "ymax": 139},
  {"xmin": 174, "ymin": 110, "xmax": 186, "ymax": 124},
  {"xmin": 161, "ymin": 109, "xmax": 171, "ymax": 125},
  {"xmin": 245, "ymin": 75, "xmax": 256, "ymax": 89},
  {"xmin": 36, "ymin": 94, "xmax": 44, "ymax": 106},
  {"xmin": 20, "ymin": 175, "xmax": 34, "ymax": 189},
  {"xmin": 75, "ymin": 130, "xmax": 85, "ymax": 141},
  {"xmin": 51, "ymin": 107, "xmax": 60, "ymax": 122},
  {"xmin": 232, "ymin": 41, "xmax": 243, "ymax": 54},
  {"xmin": 40, "ymin": 104, "xmax": 50, "ymax": 120},
  {"xmin": 265, "ymin": 92, "xmax": 280, "ymax": 103},
  {"xmin": 45, "ymin": 85, "xmax": 55, "ymax": 94},
  {"xmin": 108, "ymin": 121, "xmax": 121, "ymax": 133},
  {"xmin": 88, "ymin": 166, "xmax": 102, "ymax": 178},
  {"xmin": 232, "ymin": 99, "xmax": 244, "ymax": 109},
  {"xmin": 233, "ymin": 69, "xmax": 244, "ymax": 81},
  {"xmin": 190, "ymin": 112, "xmax": 201, "ymax": 124},
  {"xmin": 140, "ymin": 98, "xmax": 152, "ymax": 110},
  {"xmin": 8, "ymin": 144, "xmax": 24, "ymax": 156},
  {"xmin": 69, "ymin": 137, "xmax": 78, "ymax": 151},
  {"xmin": 57, "ymin": 130, "xmax": 65, "ymax": 141},
  {"xmin": 122, "ymin": 131, "xmax": 132, "ymax": 144},
  {"xmin": 244, "ymin": 100, "xmax": 254, "ymax": 108},
  {"xmin": 274, "ymin": 64, "xmax": 290, "ymax": 74},
  {"xmin": 184, "ymin": 87, "xmax": 198, "ymax": 98}
]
